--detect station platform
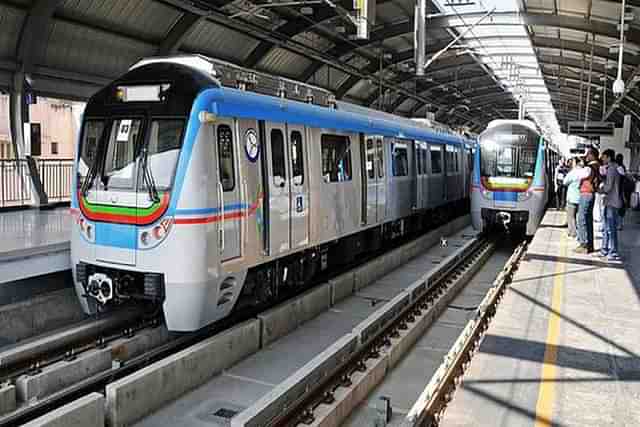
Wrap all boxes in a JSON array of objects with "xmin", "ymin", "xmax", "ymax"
[
  {"xmin": 441, "ymin": 210, "xmax": 640, "ymax": 426},
  {"xmin": 0, "ymin": 207, "xmax": 71, "ymax": 286}
]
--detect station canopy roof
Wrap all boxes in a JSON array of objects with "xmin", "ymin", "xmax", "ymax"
[{"xmin": 0, "ymin": 0, "xmax": 638, "ymax": 140}]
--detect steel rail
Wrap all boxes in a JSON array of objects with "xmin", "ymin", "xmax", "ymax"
[
  {"xmin": 404, "ymin": 239, "xmax": 528, "ymax": 426},
  {"xmin": 262, "ymin": 236, "xmax": 493, "ymax": 427}
]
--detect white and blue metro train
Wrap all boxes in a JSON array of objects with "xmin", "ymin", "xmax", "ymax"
[
  {"xmin": 471, "ymin": 120, "xmax": 559, "ymax": 236},
  {"xmin": 70, "ymin": 55, "xmax": 475, "ymax": 331}
]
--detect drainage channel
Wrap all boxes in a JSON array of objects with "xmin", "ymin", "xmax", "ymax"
[
  {"xmin": 0, "ymin": 217, "xmax": 472, "ymax": 426},
  {"xmin": 256, "ymin": 236, "xmax": 497, "ymax": 427}
]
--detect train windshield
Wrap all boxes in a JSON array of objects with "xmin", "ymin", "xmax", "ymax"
[
  {"xmin": 479, "ymin": 125, "xmax": 539, "ymax": 179},
  {"xmin": 78, "ymin": 117, "xmax": 185, "ymax": 191}
]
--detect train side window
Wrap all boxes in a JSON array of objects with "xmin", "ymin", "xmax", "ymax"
[
  {"xmin": 376, "ymin": 139, "xmax": 384, "ymax": 178},
  {"xmin": 271, "ymin": 129, "xmax": 286, "ymax": 187},
  {"xmin": 430, "ymin": 145, "xmax": 442, "ymax": 174},
  {"xmin": 445, "ymin": 145, "xmax": 455, "ymax": 173},
  {"xmin": 321, "ymin": 134, "xmax": 352, "ymax": 183},
  {"xmin": 366, "ymin": 138, "xmax": 375, "ymax": 179},
  {"xmin": 422, "ymin": 147, "xmax": 428, "ymax": 175},
  {"xmin": 217, "ymin": 124, "xmax": 235, "ymax": 191},
  {"xmin": 290, "ymin": 130, "xmax": 304, "ymax": 185},
  {"xmin": 391, "ymin": 142, "xmax": 408, "ymax": 177},
  {"xmin": 416, "ymin": 143, "xmax": 422, "ymax": 175}
]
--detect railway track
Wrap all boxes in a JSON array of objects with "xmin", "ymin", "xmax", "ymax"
[
  {"xmin": 254, "ymin": 237, "xmax": 498, "ymax": 427},
  {"xmin": 271, "ymin": 238, "xmax": 527, "ymax": 427},
  {"xmin": 0, "ymin": 216, "xmax": 468, "ymax": 426}
]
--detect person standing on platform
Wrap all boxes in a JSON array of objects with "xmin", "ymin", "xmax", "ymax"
[
  {"xmin": 554, "ymin": 159, "xmax": 569, "ymax": 209},
  {"xmin": 574, "ymin": 148, "xmax": 600, "ymax": 254},
  {"xmin": 598, "ymin": 149, "xmax": 622, "ymax": 261},
  {"xmin": 563, "ymin": 157, "xmax": 583, "ymax": 238},
  {"xmin": 616, "ymin": 153, "xmax": 629, "ymax": 230}
]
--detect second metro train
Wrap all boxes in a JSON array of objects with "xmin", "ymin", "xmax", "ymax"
[
  {"xmin": 70, "ymin": 55, "xmax": 475, "ymax": 331},
  {"xmin": 471, "ymin": 119, "xmax": 560, "ymax": 236}
]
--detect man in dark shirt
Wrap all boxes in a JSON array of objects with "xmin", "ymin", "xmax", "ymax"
[{"xmin": 598, "ymin": 149, "xmax": 622, "ymax": 261}]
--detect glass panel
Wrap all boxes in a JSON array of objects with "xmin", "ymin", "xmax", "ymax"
[
  {"xmin": 430, "ymin": 145, "xmax": 442, "ymax": 174},
  {"xmin": 518, "ymin": 149, "xmax": 537, "ymax": 178},
  {"xmin": 445, "ymin": 145, "xmax": 456, "ymax": 173},
  {"xmin": 366, "ymin": 138, "xmax": 375, "ymax": 179},
  {"xmin": 217, "ymin": 125, "xmax": 235, "ymax": 191},
  {"xmin": 144, "ymin": 119, "xmax": 185, "ymax": 189},
  {"xmin": 422, "ymin": 147, "xmax": 428, "ymax": 175},
  {"xmin": 321, "ymin": 134, "xmax": 352, "ymax": 183},
  {"xmin": 103, "ymin": 119, "xmax": 142, "ymax": 188},
  {"xmin": 271, "ymin": 129, "xmax": 286, "ymax": 187},
  {"xmin": 376, "ymin": 139, "xmax": 384, "ymax": 178},
  {"xmin": 78, "ymin": 120, "xmax": 105, "ymax": 179},
  {"xmin": 392, "ymin": 142, "xmax": 408, "ymax": 177},
  {"xmin": 290, "ymin": 130, "xmax": 304, "ymax": 185},
  {"xmin": 416, "ymin": 143, "xmax": 422, "ymax": 175}
]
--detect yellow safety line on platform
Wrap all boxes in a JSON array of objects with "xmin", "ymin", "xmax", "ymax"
[{"xmin": 533, "ymin": 229, "xmax": 567, "ymax": 427}]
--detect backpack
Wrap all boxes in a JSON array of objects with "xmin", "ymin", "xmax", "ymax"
[{"xmin": 621, "ymin": 173, "xmax": 635, "ymax": 203}]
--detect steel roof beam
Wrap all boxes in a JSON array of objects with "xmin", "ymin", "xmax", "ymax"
[
  {"xmin": 166, "ymin": 1, "xmax": 490, "ymax": 125},
  {"xmin": 299, "ymin": 10, "xmax": 640, "ymax": 80},
  {"xmin": 157, "ymin": 11, "xmax": 204, "ymax": 55},
  {"xmin": 15, "ymin": 0, "xmax": 64, "ymax": 74}
]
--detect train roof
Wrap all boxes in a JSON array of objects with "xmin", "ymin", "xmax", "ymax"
[
  {"xmin": 92, "ymin": 55, "xmax": 474, "ymax": 147},
  {"xmin": 485, "ymin": 120, "xmax": 540, "ymax": 134}
]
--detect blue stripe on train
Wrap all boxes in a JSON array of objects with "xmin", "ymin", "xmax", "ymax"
[
  {"xmin": 493, "ymin": 191, "xmax": 518, "ymax": 203},
  {"xmin": 95, "ymin": 222, "xmax": 137, "ymax": 249}
]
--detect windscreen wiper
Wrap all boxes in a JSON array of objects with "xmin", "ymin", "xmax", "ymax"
[
  {"xmin": 140, "ymin": 147, "xmax": 160, "ymax": 203},
  {"xmin": 81, "ymin": 139, "xmax": 106, "ymax": 197}
]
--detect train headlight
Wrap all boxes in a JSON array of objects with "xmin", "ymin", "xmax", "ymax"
[
  {"xmin": 518, "ymin": 191, "xmax": 533, "ymax": 201},
  {"xmin": 138, "ymin": 217, "xmax": 174, "ymax": 249},
  {"xmin": 76, "ymin": 216, "xmax": 95, "ymax": 243},
  {"xmin": 481, "ymin": 189, "xmax": 493, "ymax": 199}
]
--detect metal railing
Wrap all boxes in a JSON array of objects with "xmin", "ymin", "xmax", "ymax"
[
  {"xmin": 37, "ymin": 159, "xmax": 74, "ymax": 203},
  {"xmin": 0, "ymin": 159, "xmax": 74, "ymax": 208}
]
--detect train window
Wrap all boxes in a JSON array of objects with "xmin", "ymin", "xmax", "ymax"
[
  {"xmin": 416, "ymin": 143, "xmax": 422, "ymax": 175},
  {"xmin": 78, "ymin": 120, "xmax": 105, "ymax": 180},
  {"xmin": 217, "ymin": 125, "xmax": 235, "ymax": 191},
  {"xmin": 422, "ymin": 147, "xmax": 428, "ymax": 175},
  {"xmin": 376, "ymin": 139, "xmax": 384, "ymax": 178},
  {"xmin": 321, "ymin": 134, "xmax": 352, "ymax": 183},
  {"xmin": 519, "ymin": 148, "xmax": 537, "ymax": 178},
  {"xmin": 144, "ymin": 119, "xmax": 185, "ymax": 189},
  {"xmin": 290, "ymin": 130, "xmax": 304, "ymax": 185},
  {"xmin": 366, "ymin": 139, "xmax": 375, "ymax": 179},
  {"xmin": 392, "ymin": 142, "xmax": 408, "ymax": 177},
  {"xmin": 103, "ymin": 119, "xmax": 143, "ymax": 188},
  {"xmin": 430, "ymin": 145, "xmax": 442, "ymax": 174},
  {"xmin": 445, "ymin": 145, "xmax": 456, "ymax": 173},
  {"xmin": 271, "ymin": 129, "xmax": 286, "ymax": 187}
]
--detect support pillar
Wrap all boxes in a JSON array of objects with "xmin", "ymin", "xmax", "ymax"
[{"xmin": 9, "ymin": 72, "xmax": 47, "ymax": 207}]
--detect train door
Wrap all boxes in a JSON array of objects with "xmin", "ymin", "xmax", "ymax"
[
  {"xmin": 364, "ymin": 137, "xmax": 377, "ymax": 224},
  {"xmin": 287, "ymin": 124, "xmax": 309, "ymax": 248},
  {"xmin": 216, "ymin": 121, "xmax": 241, "ymax": 261},
  {"xmin": 265, "ymin": 123, "xmax": 290, "ymax": 255},
  {"xmin": 376, "ymin": 138, "xmax": 386, "ymax": 222}
]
